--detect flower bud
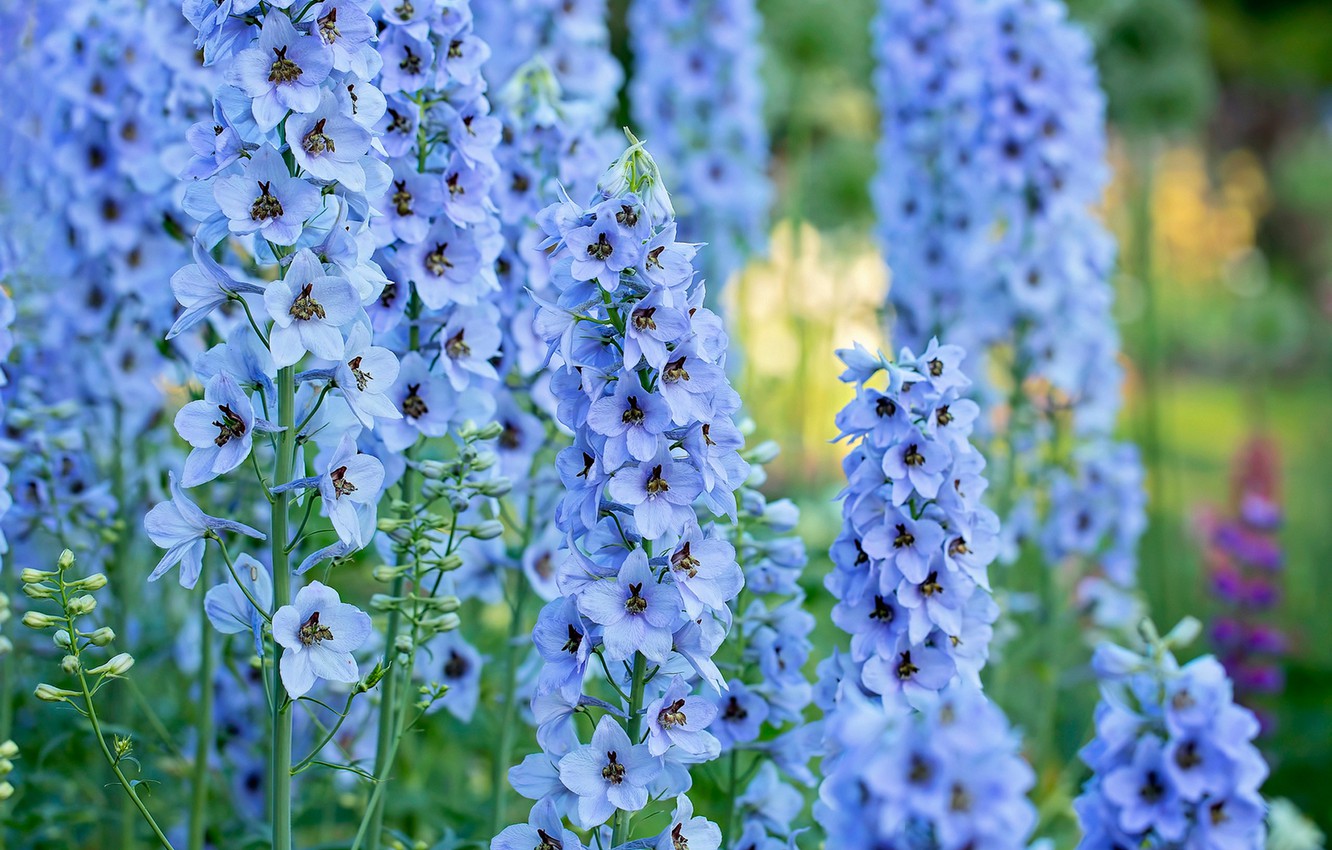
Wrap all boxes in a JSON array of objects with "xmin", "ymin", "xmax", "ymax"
[
  {"xmin": 469, "ymin": 450, "xmax": 497, "ymax": 472},
  {"xmin": 747, "ymin": 439, "xmax": 781, "ymax": 465},
  {"xmin": 88, "ymin": 627, "xmax": 116, "ymax": 646},
  {"xmin": 0, "ymin": 782, "xmax": 12, "ymax": 801},
  {"xmin": 476, "ymin": 477, "xmax": 512, "ymax": 497},
  {"xmin": 89, "ymin": 653, "xmax": 135, "ymax": 676},
  {"xmin": 430, "ymin": 612, "xmax": 461, "ymax": 633},
  {"xmin": 69, "ymin": 573, "xmax": 107, "ymax": 591},
  {"xmin": 66, "ymin": 595, "xmax": 97, "ymax": 616},
  {"xmin": 21, "ymin": 611, "xmax": 59, "ymax": 630},
  {"xmin": 34, "ymin": 683, "xmax": 78, "ymax": 703},
  {"xmin": 432, "ymin": 553, "xmax": 463, "ymax": 573},
  {"xmin": 356, "ymin": 661, "xmax": 389, "ymax": 694},
  {"xmin": 0, "ymin": 758, "xmax": 12, "ymax": 775},
  {"xmin": 0, "ymin": 637, "xmax": 11, "ymax": 656},
  {"xmin": 53, "ymin": 630, "xmax": 74, "ymax": 649},
  {"xmin": 393, "ymin": 635, "xmax": 413, "ymax": 655},
  {"xmin": 1163, "ymin": 616, "xmax": 1202, "ymax": 650},
  {"xmin": 0, "ymin": 741, "xmax": 19, "ymax": 759},
  {"xmin": 416, "ymin": 459, "xmax": 452, "ymax": 480},
  {"xmin": 372, "ymin": 565, "xmax": 410, "ymax": 583},
  {"xmin": 467, "ymin": 520, "xmax": 504, "ymax": 541},
  {"xmin": 474, "ymin": 421, "xmax": 505, "ymax": 442},
  {"xmin": 57, "ymin": 549, "xmax": 76, "ymax": 571},
  {"xmin": 369, "ymin": 594, "xmax": 401, "ymax": 612},
  {"xmin": 21, "ymin": 582, "xmax": 56, "ymax": 600},
  {"xmin": 60, "ymin": 655, "xmax": 81, "ymax": 675},
  {"xmin": 21, "ymin": 568, "xmax": 56, "ymax": 584},
  {"xmin": 427, "ymin": 595, "xmax": 461, "ymax": 613}
]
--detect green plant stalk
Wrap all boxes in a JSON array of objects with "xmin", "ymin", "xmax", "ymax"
[
  {"xmin": 611, "ymin": 653, "xmax": 648, "ymax": 848},
  {"xmin": 365, "ymin": 316, "xmax": 421, "ymax": 850},
  {"xmin": 111, "ymin": 409, "xmax": 140, "ymax": 850},
  {"xmin": 56, "ymin": 578, "xmax": 175, "ymax": 850},
  {"xmin": 189, "ymin": 588, "xmax": 215, "ymax": 850},
  {"xmin": 271, "ymin": 364, "xmax": 297, "ymax": 850},
  {"xmin": 490, "ymin": 575, "xmax": 532, "ymax": 835}
]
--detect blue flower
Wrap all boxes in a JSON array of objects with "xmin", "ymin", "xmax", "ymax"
[
  {"xmin": 577, "ymin": 548, "xmax": 681, "ymax": 663},
  {"xmin": 557, "ymin": 715, "xmax": 662, "ymax": 829},
  {"xmin": 316, "ymin": 433, "xmax": 385, "ymax": 549},
  {"xmin": 491, "ymin": 799, "xmax": 586, "ymax": 850},
  {"xmin": 263, "ymin": 249, "xmax": 362, "ymax": 367},
  {"xmin": 643, "ymin": 677, "xmax": 719, "ymax": 758},
  {"xmin": 213, "ymin": 144, "xmax": 323, "ymax": 246},
  {"xmin": 145, "ymin": 472, "xmax": 266, "ymax": 587},
  {"xmin": 272, "ymin": 580, "xmax": 372, "ymax": 698},
  {"xmin": 227, "ymin": 11, "xmax": 334, "ymax": 131},
  {"xmin": 286, "ymin": 91, "xmax": 374, "ymax": 190},
  {"xmin": 204, "ymin": 553, "xmax": 273, "ymax": 656},
  {"xmin": 174, "ymin": 372, "xmax": 261, "ymax": 487}
]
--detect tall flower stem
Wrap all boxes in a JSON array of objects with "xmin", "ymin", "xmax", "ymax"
[
  {"xmin": 270, "ymin": 364, "xmax": 297, "ymax": 850},
  {"xmin": 490, "ymin": 573, "xmax": 532, "ymax": 835},
  {"xmin": 365, "ymin": 314, "xmax": 421, "ymax": 850},
  {"xmin": 189, "ymin": 588, "xmax": 215, "ymax": 850},
  {"xmin": 611, "ymin": 652, "xmax": 648, "ymax": 848}
]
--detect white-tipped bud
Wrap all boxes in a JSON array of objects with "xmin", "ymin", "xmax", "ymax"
[
  {"xmin": 88, "ymin": 627, "xmax": 116, "ymax": 646},
  {"xmin": 415, "ymin": 460, "xmax": 452, "ymax": 480},
  {"xmin": 477, "ymin": 477, "xmax": 513, "ymax": 497},
  {"xmin": 429, "ymin": 612, "xmax": 461, "ymax": 633},
  {"xmin": 34, "ymin": 683, "xmax": 78, "ymax": 703},
  {"xmin": 53, "ymin": 630, "xmax": 74, "ymax": 649},
  {"xmin": 0, "ymin": 637, "xmax": 11, "ymax": 656},
  {"xmin": 369, "ymin": 594, "xmax": 399, "ymax": 612},
  {"xmin": 0, "ymin": 758, "xmax": 12, "ymax": 776},
  {"xmin": 21, "ymin": 611, "xmax": 59, "ymax": 630},
  {"xmin": 393, "ymin": 635, "xmax": 413, "ymax": 655},
  {"xmin": 21, "ymin": 582, "xmax": 56, "ymax": 600},
  {"xmin": 372, "ymin": 565, "xmax": 409, "ymax": 583},
  {"xmin": 89, "ymin": 653, "xmax": 135, "ymax": 676},
  {"xmin": 66, "ymin": 595, "xmax": 97, "ymax": 616},
  {"xmin": 468, "ymin": 520, "xmax": 504, "ymax": 541},
  {"xmin": 747, "ymin": 440, "xmax": 781, "ymax": 465},
  {"xmin": 57, "ymin": 549, "xmax": 76, "ymax": 571},
  {"xmin": 0, "ymin": 741, "xmax": 18, "ymax": 759},
  {"xmin": 21, "ymin": 568, "xmax": 57, "ymax": 584},
  {"xmin": 434, "ymin": 554, "xmax": 466, "ymax": 572},
  {"xmin": 0, "ymin": 781, "xmax": 12, "ymax": 801},
  {"xmin": 1163, "ymin": 616, "xmax": 1202, "ymax": 649},
  {"xmin": 469, "ymin": 449, "xmax": 497, "ymax": 472},
  {"xmin": 428, "ymin": 595, "xmax": 461, "ymax": 613},
  {"xmin": 60, "ymin": 655, "xmax": 81, "ymax": 675},
  {"xmin": 69, "ymin": 573, "xmax": 107, "ymax": 591}
]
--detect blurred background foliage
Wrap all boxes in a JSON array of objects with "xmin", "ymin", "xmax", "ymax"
[{"xmin": 700, "ymin": 0, "xmax": 1332, "ymax": 831}]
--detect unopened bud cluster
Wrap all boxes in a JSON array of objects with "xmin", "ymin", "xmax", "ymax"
[{"xmin": 22, "ymin": 550, "xmax": 134, "ymax": 704}]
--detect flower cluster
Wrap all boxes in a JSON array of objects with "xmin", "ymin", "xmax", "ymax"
[
  {"xmin": 502, "ymin": 139, "xmax": 747, "ymax": 843},
  {"xmin": 822, "ymin": 340, "xmax": 999, "ymax": 710},
  {"xmin": 872, "ymin": 0, "xmax": 1145, "ymax": 605},
  {"xmin": 1199, "ymin": 435, "xmax": 1286, "ymax": 727},
  {"xmin": 817, "ymin": 683, "xmax": 1037, "ymax": 850},
  {"xmin": 1075, "ymin": 623, "xmax": 1269, "ymax": 849},
  {"xmin": 476, "ymin": 0, "xmax": 621, "ymax": 122},
  {"xmin": 628, "ymin": 0, "xmax": 772, "ymax": 293}
]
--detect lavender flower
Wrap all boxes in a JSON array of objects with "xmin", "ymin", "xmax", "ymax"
[{"xmin": 272, "ymin": 580, "xmax": 372, "ymax": 698}]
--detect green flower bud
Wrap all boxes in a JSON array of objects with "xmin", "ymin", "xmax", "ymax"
[
  {"xmin": 89, "ymin": 653, "xmax": 135, "ymax": 676},
  {"xmin": 20, "ymin": 568, "xmax": 56, "ymax": 584},
  {"xmin": 433, "ymin": 553, "xmax": 464, "ymax": 573},
  {"xmin": 477, "ymin": 477, "xmax": 513, "ymax": 497},
  {"xmin": 474, "ymin": 421, "xmax": 505, "ymax": 442},
  {"xmin": 372, "ymin": 565, "xmax": 409, "ymax": 583},
  {"xmin": 60, "ymin": 655, "xmax": 81, "ymax": 675},
  {"xmin": 21, "ymin": 611, "xmax": 59, "ymax": 630},
  {"xmin": 0, "ymin": 741, "xmax": 18, "ymax": 759},
  {"xmin": 0, "ymin": 781, "xmax": 12, "ymax": 801},
  {"xmin": 57, "ymin": 549, "xmax": 76, "ymax": 571},
  {"xmin": 88, "ymin": 627, "xmax": 116, "ymax": 646},
  {"xmin": 468, "ymin": 520, "xmax": 504, "ymax": 541},
  {"xmin": 69, "ymin": 573, "xmax": 108, "ymax": 591},
  {"xmin": 21, "ymin": 582, "xmax": 56, "ymax": 600},
  {"xmin": 66, "ymin": 595, "xmax": 97, "ymax": 616},
  {"xmin": 53, "ymin": 630, "xmax": 73, "ymax": 649},
  {"xmin": 34, "ymin": 683, "xmax": 78, "ymax": 703},
  {"xmin": 0, "ymin": 637, "xmax": 12, "ymax": 656},
  {"xmin": 0, "ymin": 758, "xmax": 12, "ymax": 776},
  {"xmin": 393, "ymin": 635, "xmax": 413, "ymax": 655}
]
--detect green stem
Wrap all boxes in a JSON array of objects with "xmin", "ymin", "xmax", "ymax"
[
  {"xmin": 189, "ymin": 590, "xmax": 215, "ymax": 850},
  {"xmin": 723, "ymin": 748, "xmax": 740, "ymax": 843},
  {"xmin": 363, "ymin": 302, "xmax": 423, "ymax": 850},
  {"xmin": 611, "ymin": 653, "xmax": 648, "ymax": 848},
  {"xmin": 490, "ymin": 577, "xmax": 532, "ymax": 835},
  {"xmin": 270, "ymin": 365, "xmax": 297, "ymax": 850}
]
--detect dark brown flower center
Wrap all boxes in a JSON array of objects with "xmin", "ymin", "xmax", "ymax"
[
  {"xmin": 289, "ymin": 282, "xmax": 327, "ymax": 321},
  {"xmin": 301, "ymin": 118, "xmax": 335, "ymax": 155},
  {"xmin": 330, "ymin": 465, "xmax": 356, "ymax": 499},
  {"xmin": 671, "ymin": 542, "xmax": 699, "ymax": 579},
  {"xmin": 445, "ymin": 329, "xmax": 470, "ymax": 359},
  {"xmin": 268, "ymin": 46, "xmax": 303, "ymax": 84},
  {"xmin": 298, "ymin": 611, "xmax": 333, "ymax": 646},
  {"xmin": 212, "ymin": 404, "xmax": 247, "ymax": 447},
  {"xmin": 658, "ymin": 698, "xmax": 687, "ymax": 729},
  {"xmin": 402, "ymin": 383, "xmax": 428, "ymax": 419},
  {"xmin": 625, "ymin": 582, "xmax": 649, "ymax": 614},
  {"xmin": 587, "ymin": 232, "xmax": 613, "ymax": 261},
  {"xmin": 250, "ymin": 180, "xmax": 284, "ymax": 221}
]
